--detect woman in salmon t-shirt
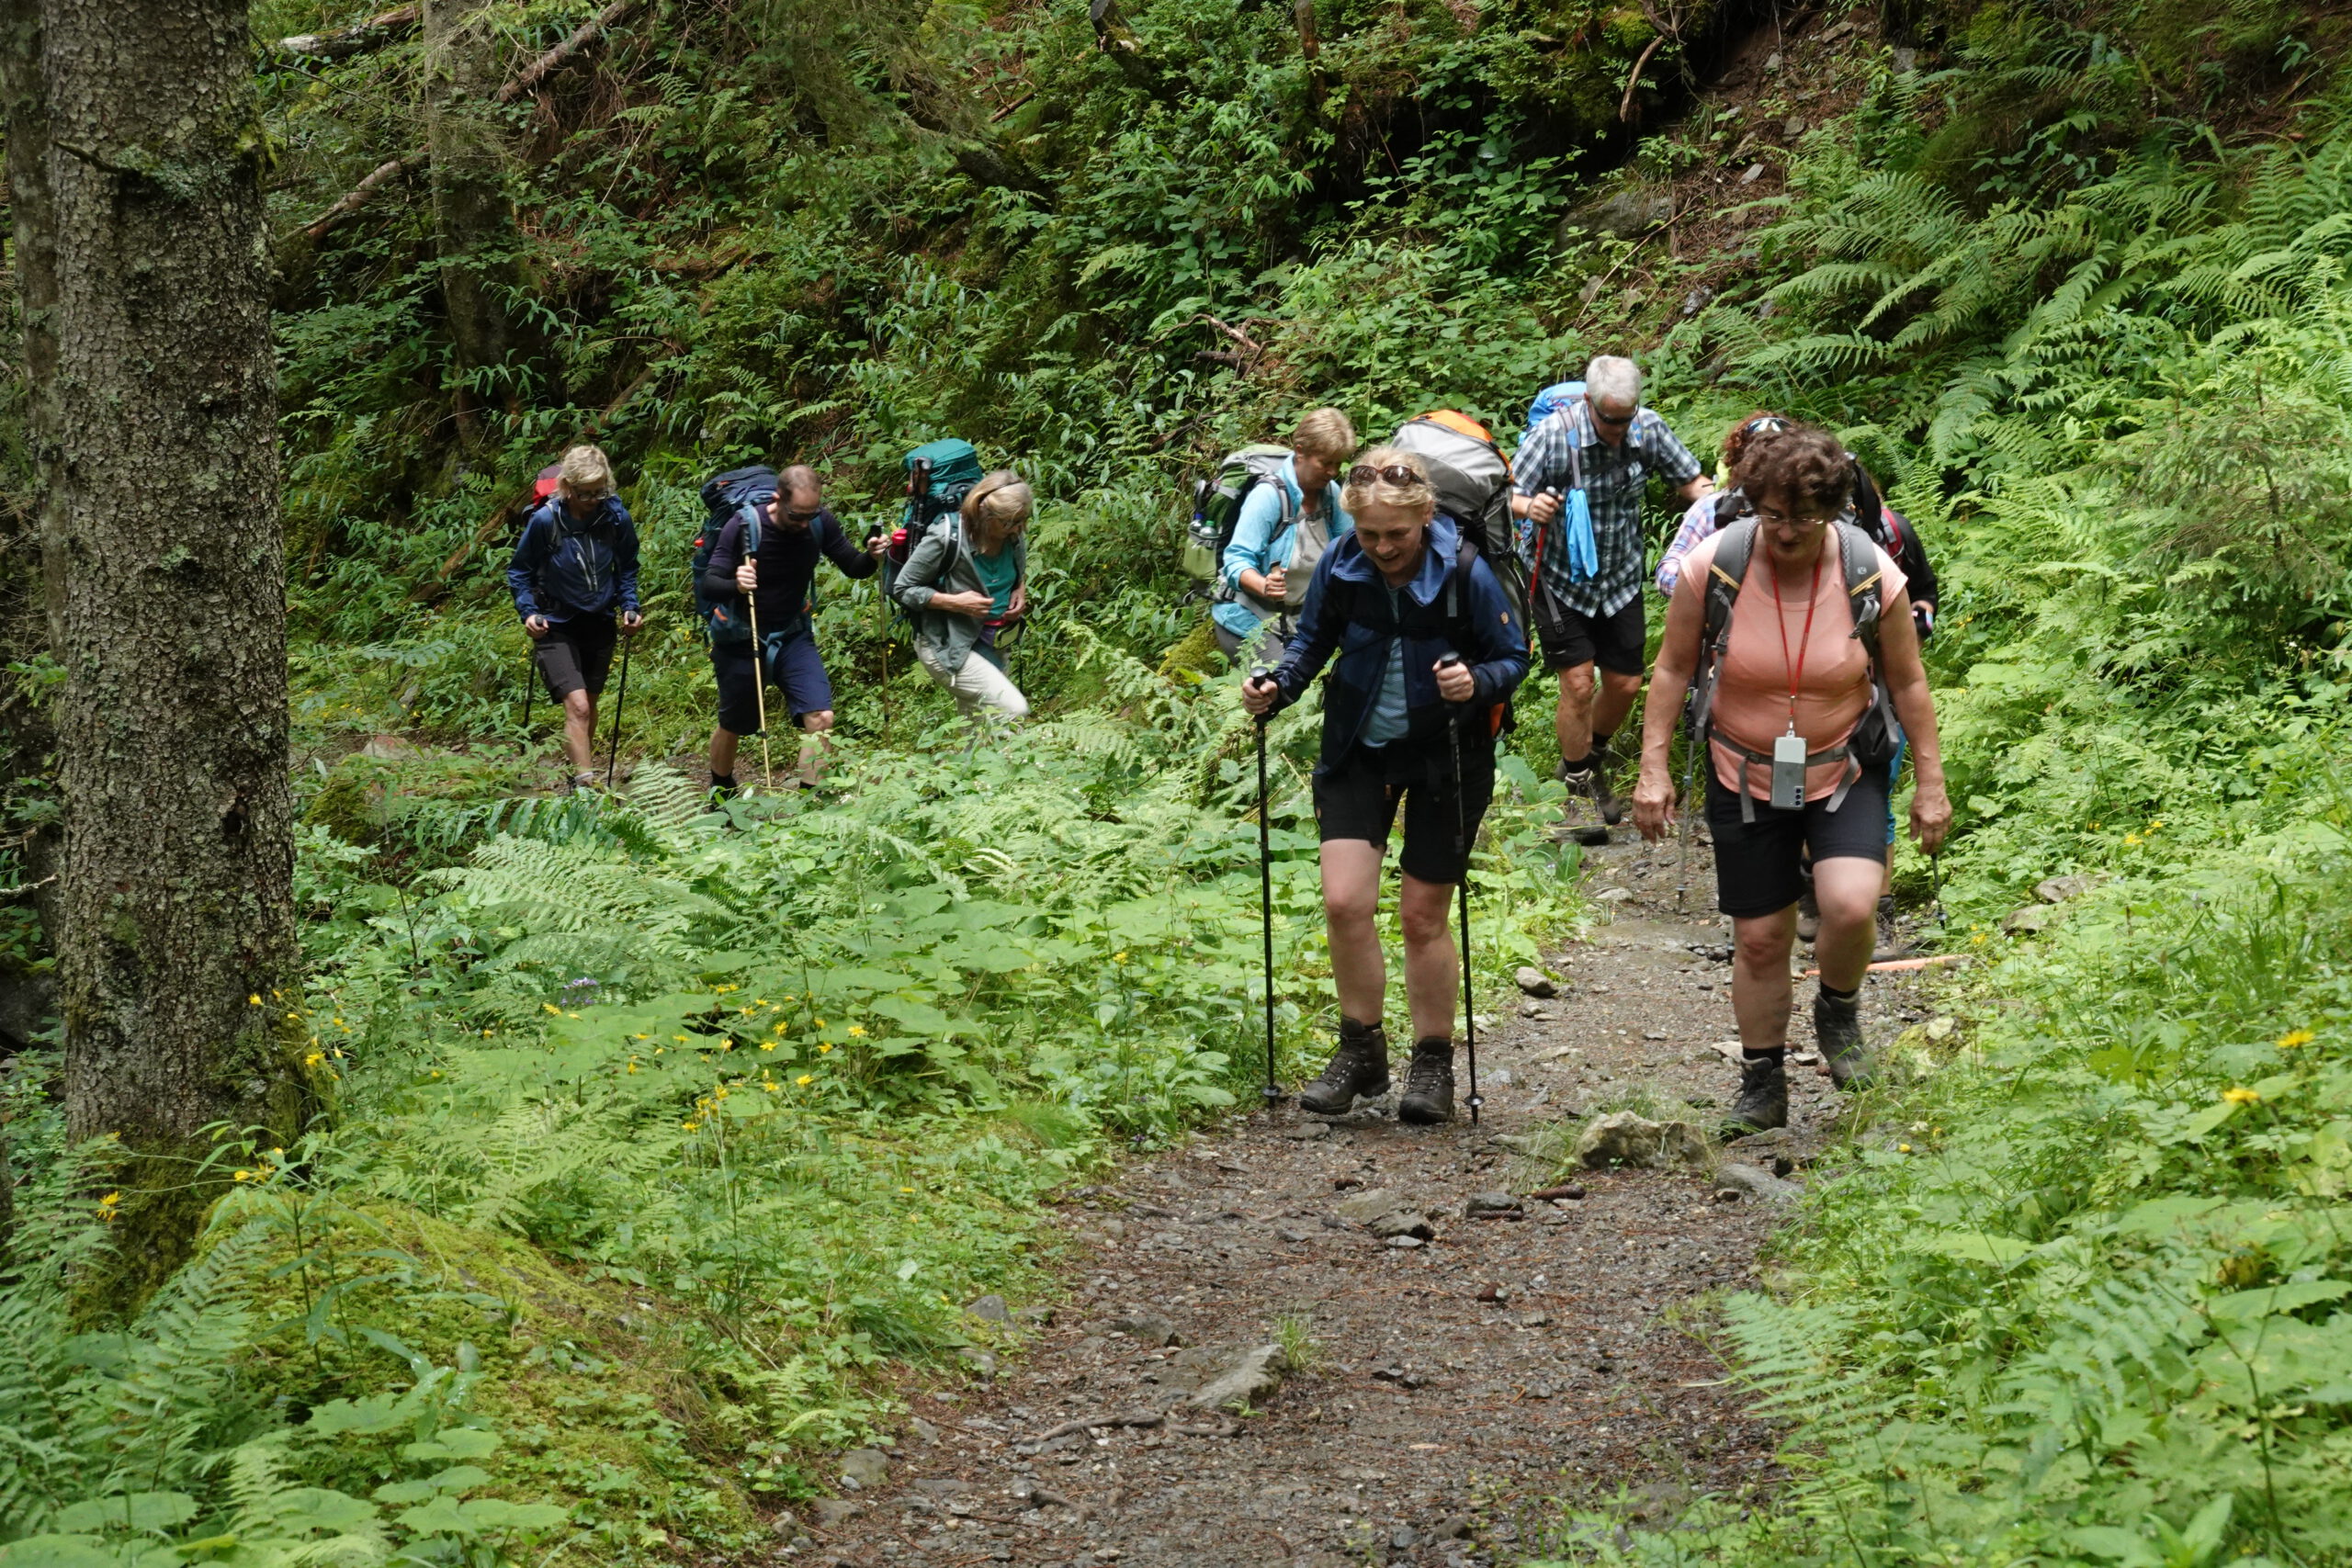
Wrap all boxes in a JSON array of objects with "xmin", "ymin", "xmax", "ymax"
[{"xmin": 1632, "ymin": 424, "xmax": 1951, "ymax": 1140}]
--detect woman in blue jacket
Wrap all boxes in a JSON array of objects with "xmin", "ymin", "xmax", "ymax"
[
  {"xmin": 506, "ymin": 445, "xmax": 641, "ymax": 791},
  {"xmin": 1241, "ymin": 448, "xmax": 1530, "ymax": 1125},
  {"xmin": 1212, "ymin": 408, "xmax": 1355, "ymax": 660}
]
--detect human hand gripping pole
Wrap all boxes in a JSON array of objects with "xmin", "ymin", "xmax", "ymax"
[
  {"xmin": 1250, "ymin": 666, "xmax": 1282, "ymax": 1106},
  {"xmin": 1438, "ymin": 654, "xmax": 1481, "ymax": 1126}
]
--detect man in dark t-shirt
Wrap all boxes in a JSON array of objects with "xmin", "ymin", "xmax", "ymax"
[{"xmin": 700, "ymin": 465, "xmax": 883, "ymax": 792}]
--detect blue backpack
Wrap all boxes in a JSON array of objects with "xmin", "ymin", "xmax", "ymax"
[
  {"xmin": 1521, "ymin": 379, "xmax": 1586, "ymax": 446},
  {"xmin": 691, "ymin": 465, "xmax": 776, "ymax": 648}
]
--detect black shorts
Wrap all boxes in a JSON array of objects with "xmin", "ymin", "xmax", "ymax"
[
  {"xmin": 535, "ymin": 615, "xmax": 616, "ymax": 700},
  {"xmin": 1705, "ymin": 764, "xmax": 1889, "ymax": 919},
  {"xmin": 1312, "ymin": 739, "xmax": 1495, "ymax": 886},
  {"xmin": 712, "ymin": 630, "xmax": 835, "ymax": 737},
  {"xmin": 1534, "ymin": 594, "xmax": 1645, "ymax": 675}
]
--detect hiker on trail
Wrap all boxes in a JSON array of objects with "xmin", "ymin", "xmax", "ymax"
[
  {"xmin": 1212, "ymin": 408, "xmax": 1357, "ymax": 660},
  {"xmin": 701, "ymin": 465, "xmax": 884, "ymax": 794},
  {"xmin": 1241, "ymin": 448, "xmax": 1529, "ymax": 1125},
  {"xmin": 1510, "ymin": 355, "xmax": 1712, "ymax": 843},
  {"xmin": 1655, "ymin": 416, "xmax": 1942, "ymax": 942},
  {"xmin": 1630, "ymin": 423, "xmax": 1950, "ymax": 1137},
  {"xmin": 507, "ymin": 444, "xmax": 642, "ymax": 792},
  {"xmin": 891, "ymin": 471, "xmax": 1035, "ymax": 722}
]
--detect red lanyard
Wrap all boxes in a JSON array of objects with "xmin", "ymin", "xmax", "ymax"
[{"xmin": 1770, "ymin": 549, "xmax": 1826, "ymax": 732}]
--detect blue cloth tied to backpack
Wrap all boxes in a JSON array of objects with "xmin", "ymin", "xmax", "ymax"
[{"xmin": 1564, "ymin": 487, "xmax": 1599, "ymax": 581}]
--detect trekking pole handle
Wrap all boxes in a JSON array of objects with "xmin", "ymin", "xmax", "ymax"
[{"xmin": 1247, "ymin": 665, "xmax": 1277, "ymax": 724}]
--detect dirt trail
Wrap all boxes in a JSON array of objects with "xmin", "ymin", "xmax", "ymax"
[{"xmin": 785, "ymin": 831, "xmax": 1934, "ymax": 1567}]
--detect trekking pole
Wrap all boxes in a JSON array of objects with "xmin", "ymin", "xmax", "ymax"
[
  {"xmin": 1929, "ymin": 847, "xmax": 1947, "ymax": 928},
  {"xmin": 1251, "ymin": 667, "xmax": 1281, "ymax": 1107},
  {"xmin": 1674, "ymin": 737, "xmax": 1699, "ymax": 911},
  {"xmin": 746, "ymin": 597, "xmax": 774, "ymax": 791},
  {"xmin": 604, "ymin": 628, "xmax": 632, "ymax": 791},
  {"xmin": 518, "ymin": 646, "xmax": 535, "ymax": 755},
  {"xmin": 1439, "ymin": 656, "xmax": 1482, "ymax": 1127}
]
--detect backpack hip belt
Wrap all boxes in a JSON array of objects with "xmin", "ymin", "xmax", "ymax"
[{"xmin": 1714, "ymin": 737, "xmax": 1862, "ymax": 824}]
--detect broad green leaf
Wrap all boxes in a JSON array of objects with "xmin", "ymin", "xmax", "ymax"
[
  {"xmin": 52, "ymin": 1495, "xmax": 197, "ymax": 1534},
  {"xmin": 2207, "ymin": 1280, "xmax": 2351, "ymax": 1324}
]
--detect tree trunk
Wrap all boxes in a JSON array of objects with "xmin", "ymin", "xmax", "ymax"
[
  {"xmin": 422, "ymin": 0, "xmax": 551, "ymax": 435},
  {"xmin": 40, "ymin": 0, "xmax": 301, "ymax": 1311}
]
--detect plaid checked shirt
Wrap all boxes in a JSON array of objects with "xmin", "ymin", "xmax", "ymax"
[{"xmin": 1511, "ymin": 401, "xmax": 1704, "ymax": 618}]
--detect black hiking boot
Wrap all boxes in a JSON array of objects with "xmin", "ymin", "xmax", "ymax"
[
  {"xmin": 707, "ymin": 774, "xmax": 740, "ymax": 807},
  {"xmin": 1396, "ymin": 1037, "xmax": 1456, "ymax": 1125},
  {"xmin": 1555, "ymin": 762, "xmax": 1611, "ymax": 847},
  {"xmin": 1874, "ymin": 894, "xmax": 1900, "ymax": 956},
  {"xmin": 1815, "ymin": 987, "xmax": 1872, "ymax": 1089},
  {"xmin": 1296, "ymin": 1019, "xmax": 1389, "ymax": 1114},
  {"xmin": 1722, "ymin": 1052, "xmax": 1789, "ymax": 1140}
]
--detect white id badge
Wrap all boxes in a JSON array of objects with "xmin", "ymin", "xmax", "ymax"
[{"xmin": 1770, "ymin": 732, "xmax": 1808, "ymax": 810}]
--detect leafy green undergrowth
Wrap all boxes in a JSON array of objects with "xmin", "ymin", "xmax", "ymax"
[
  {"xmin": 3, "ymin": 637, "xmax": 1581, "ymax": 1567},
  {"xmin": 1549, "ymin": 821, "xmax": 2352, "ymax": 1565}
]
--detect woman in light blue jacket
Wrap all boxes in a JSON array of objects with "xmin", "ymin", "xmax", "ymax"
[{"xmin": 1212, "ymin": 407, "xmax": 1356, "ymax": 660}]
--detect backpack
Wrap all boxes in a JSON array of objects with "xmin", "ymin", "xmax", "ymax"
[
  {"xmin": 690, "ymin": 465, "xmax": 777, "ymax": 649},
  {"xmin": 531, "ymin": 461, "xmax": 563, "ymax": 502},
  {"xmin": 890, "ymin": 439, "xmax": 984, "ymax": 567},
  {"xmin": 1390, "ymin": 412, "xmax": 1531, "ymax": 624},
  {"xmin": 1686, "ymin": 517, "xmax": 1898, "ymax": 820},
  {"xmin": 1184, "ymin": 444, "xmax": 1292, "ymax": 589},
  {"xmin": 1521, "ymin": 380, "xmax": 1586, "ymax": 447}
]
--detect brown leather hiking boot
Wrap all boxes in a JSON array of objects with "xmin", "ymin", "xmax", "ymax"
[
  {"xmin": 1815, "ymin": 987, "xmax": 1872, "ymax": 1089},
  {"xmin": 1297, "ymin": 1019, "xmax": 1389, "ymax": 1114},
  {"xmin": 1722, "ymin": 1052, "xmax": 1789, "ymax": 1140},
  {"xmin": 1397, "ymin": 1037, "xmax": 1455, "ymax": 1124}
]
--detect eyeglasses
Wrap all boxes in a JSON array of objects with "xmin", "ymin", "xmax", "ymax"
[
  {"xmin": 1348, "ymin": 463, "xmax": 1423, "ymax": 487},
  {"xmin": 1753, "ymin": 504, "xmax": 1840, "ymax": 528},
  {"xmin": 1586, "ymin": 399, "xmax": 1634, "ymax": 428}
]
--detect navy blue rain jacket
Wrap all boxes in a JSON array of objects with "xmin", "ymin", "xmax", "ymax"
[
  {"xmin": 1266, "ymin": 514, "xmax": 1531, "ymax": 766},
  {"xmin": 506, "ymin": 495, "xmax": 641, "ymax": 624}
]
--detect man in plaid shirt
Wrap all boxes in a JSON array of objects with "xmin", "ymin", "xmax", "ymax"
[{"xmin": 1511, "ymin": 355, "xmax": 1712, "ymax": 842}]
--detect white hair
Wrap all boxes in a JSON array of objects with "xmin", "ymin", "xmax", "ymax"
[{"xmin": 1583, "ymin": 355, "xmax": 1642, "ymax": 410}]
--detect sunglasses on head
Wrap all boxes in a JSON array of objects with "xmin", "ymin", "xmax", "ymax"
[{"xmin": 1348, "ymin": 463, "xmax": 1422, "ymax": 487}]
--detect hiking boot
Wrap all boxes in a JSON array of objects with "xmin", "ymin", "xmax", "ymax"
[
  {"xmin": 1555, "ymin": 765, "xmax": 1611, "ymax": 847},
  {"xmin": 1296, "ymin": 1019, "xmax": 1389, "ymax": 1114},
  {"xmin": 565, "ymin": 770, "xmax": 600, "ymax": 796},
  {"xmin": 1815, "ymin": 987, "xmax": 1872, "ymax": 1089},
  {"xmin": 1795, "ymin": 884, "xmax": 1820, "ymax": 944},
  {"xmin": 1722, "ymin": 1052, "xmax": 1788, "ymax": 1140},
  {"xmin": 1874, "ymin": 894, "xmax": 1899, "ymax": 955},
  {"xmin": 1586, "ymin": 739, "xmax": 1626, "ymax": 826},
  {"xmin": 707, "ymin": 775, "xmax": 740, "ymax": 807},
  {"xmin": 1396, "ymin": 1038, "xmax": 1455, "ymax": 1125}
]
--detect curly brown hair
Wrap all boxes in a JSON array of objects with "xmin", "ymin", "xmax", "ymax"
[
  {"xmin": 1733, "ymin": 424, "xmax": 1850, "ymax": 513},
  {"xmin": 1720, "ymin": 411, "xmax": 1791, "ymax": 470}
]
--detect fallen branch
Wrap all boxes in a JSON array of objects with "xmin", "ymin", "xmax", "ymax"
[
  {"xmin": 496, "ymin": 0, "xmax": 643, "ymax": 104},
  {"xmin": 1618, "ymin": 35, "xmax": 1665, "ymax": 123},
  {"xmin": 1021, "ymin": 1411, "xmax": 1162, "ymax": 1444},
  {"xmin": 277, "ymin": 5, "xmax": 419, "ymax": 62},
  {"xmin": 1799, "ymin": 953, "xmax": 1973, "ymax": 978},
  {"xmin": 298, "ymin": 153, "xmax": 424, "ymax": 243}
]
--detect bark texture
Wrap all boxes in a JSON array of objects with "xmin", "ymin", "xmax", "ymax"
[
  {"xmin": 422, "ymin": 0, "xmax": 550, "ymax": 431},
  {"xmin": 40, "ymin": 0, "xmax": 300, "ymax": 1308}
]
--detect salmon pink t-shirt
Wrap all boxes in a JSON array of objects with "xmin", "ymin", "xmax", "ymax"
[{"xmin": 1673, "ymin": 529, "xmax": 1906, "ymax": 802}]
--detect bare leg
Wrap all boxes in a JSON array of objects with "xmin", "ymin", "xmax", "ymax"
[
  {"xmin": 708, "ymin": 727, "xmax": 741, "ymax": 780},
  {"xmin": 1554, "ymin": 660, "xmax": 1597, "ymax": 763},
  {"xmin": 1396, "ymin": 874, "xmax": 1459, "ymax": 1041},
  {"xmin": 1592, "ymin": 668, "xmax": 1643, "ymax": 745},
  {"xmin": 1731, "ymin": 904, "xmax": 1797, "ymax": 1051},
  {"xmin": 798, "ymin": 710, "xmax": 836, "ymax": 786},
  {"xmin": 1812, "ymin": 857, "xmax": 1881, "ymax": 992},
  {"xmin": 561, "ymin": 690, "xmax": 596, "ymax": 775},
  {"xmin": 1320, "ymin": 839, "xmax": 1386, "ymax": 1026}
]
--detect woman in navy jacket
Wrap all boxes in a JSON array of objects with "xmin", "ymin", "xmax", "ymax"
[{"xmin": 1241, "ymin": 447, "xmax": 1529, "ymax": 1126}]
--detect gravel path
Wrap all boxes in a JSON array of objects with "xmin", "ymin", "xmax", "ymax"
[{"xmin": 783, "ymin": 829, "xmax": 1935, "ymax": 1566}]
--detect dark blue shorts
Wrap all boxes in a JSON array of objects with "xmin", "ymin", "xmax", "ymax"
[{"xmin": 712, "ymin": 631, "xmax": 833, "ymax": 736}]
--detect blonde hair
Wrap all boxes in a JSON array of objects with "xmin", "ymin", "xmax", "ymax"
[
  {"xmin": 1290, "ymin": 407, "xmax": 1356, "ymax": 465},
  {"xmin": 558, "ymin": 444, "xmax": 616, "ymax": 502},
  {"xmin": 1339, "ymin": 445, "xmax": 1435, "ymax": 518},
  {"xmin": 961, "ymin": 470, "xmax": 1035, "ymax": 550}
]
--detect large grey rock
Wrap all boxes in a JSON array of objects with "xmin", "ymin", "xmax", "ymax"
[
  {"xmin": 1716, "ymin": 1162, "xmax": 1804, "ymax": 1204},
  {"xmin": 1184, "ymin": 1343, "xmax": 1286, "ymax": 1412},
  {"xmin": 1571, "ymin": 1111, "xmax": 1709, "ymax": 1170},
  {"xmin": 1368, "ymin": 1210, "xmax": 1435, "ymax": 1241},
  {"xmin": 2036, "ymin": 874, "xmax": 2102, "ymax": 904},
  {"xmin": 2003, "ymin": 903, "xmax": 2055, "ymax": 934},
  {"xmin": 1464, "ymin": 1191, "xmax": 1521, "ymax": 1218},
  {"xmin": 964, "ymin": 1293, "xmax": 1010, "ymax": 1323},
  {"xmin": 1333, "ymin": 1188, "xmax": 1397, "ymax": 1224},
  {"xmin": 1573, "ymin": 186, "xmax": 1674, "ymax": 238},
  {"xmin": 1112, "ymin": 1311, "xmax": 1182, "ymax": 1348},
  {"xmin": 838, "ymin": 1449, "xmax": 889, "ymax": 1490},
  {"xmin": 809, "ymin": 1498, "xmax": 861, "ymax": 1527},
  {"xmin": 1514, "ymin": 966, "xmax": 1557, "ymax": 998}
]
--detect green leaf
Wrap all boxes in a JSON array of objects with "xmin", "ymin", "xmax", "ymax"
[
  {"xmin": 2207, "ymin": 1280, "xmax": 2351, "ymax": 1324},
  {"xmin": 0, "ymin": 1537, "xmax": 130, "ymax": 1568},
  {"xmin": 52, "ymin": 1495, "xmax": 198, "ymax": 1534},
  {"xmin": 1907, "ymin": 1230, "xmax": 2034, "ymax": 1265}
]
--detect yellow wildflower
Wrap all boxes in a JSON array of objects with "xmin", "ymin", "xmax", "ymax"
[
  {"xmin": 543, "ymin": 1003, "xmax": 561, "ymax": 1015},
  {"xmin": 820, "ymin": 1043, "xmax": 833, "ymax": 1055},
  {"xmin": 304, "ymin": 1052, "xmax": 324, "ymax": 1067},
  {"xmin": 814, "ymin": 1019, "xmax": 826, "ymax": 1029},
  {"xmin": 248, "ymin": 994, "xmax": 261, "ymax": 1006},
  {"xmin": 97, "ymin": 1191, "xmax": 120, "ymax": 1219},
  {"xmin": 848, "ymin": 1024, "xmax": 867, "ymax": 1039},
  {"xmin": 899, "ymin": 1187, "xmax": 914, "ymax": 1194},
  {"xmin": 760, "ymin": 1041, "xmax": 776, "ymax": 1051},
  {"xmin": 2278, "ymin": 1029, "xmax": 2316, "ymax": 1050},
  {"xmin": 2223, "ymin": 1087, "xmax": 2261, "ymax": 1105},
  {"xmin": 796, "ymin": 1074, "xmax": 814, "ymax": 1086},
  {"xmin": 232, "ymin": 1170, "xmax": 254, "ymax": 1182},
  {"xmin": 1114, "ymin": 951, "xmax": 1128, "ymax": 964},
  {"xmin": 1897, "ymin": 1144, "xmax": 1912, "ymax": 1153}
]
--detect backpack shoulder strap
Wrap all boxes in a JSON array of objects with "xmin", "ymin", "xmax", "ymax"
[
  {"xmin": 1702, "ymin": 518, "xmax": 1758, "ymax": 650},
  {"xmin": 1834, "ymin": 519, "xmax": 1883, "ymax": 660}
]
